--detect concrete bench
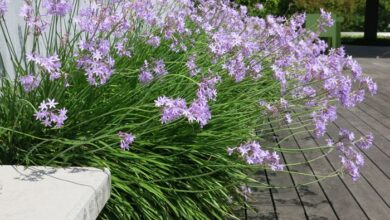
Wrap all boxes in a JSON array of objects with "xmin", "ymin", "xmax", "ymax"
[{"xmin": 0, "ymin": 166, "xmax": 111, "ymax": 220}]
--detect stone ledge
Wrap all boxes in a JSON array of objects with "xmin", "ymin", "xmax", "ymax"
[{"xmin": 0, "ymin": 166, "xmax": 111, "ymax": 220}]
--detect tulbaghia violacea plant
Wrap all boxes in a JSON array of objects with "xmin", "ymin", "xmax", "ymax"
[
  {"xmin": 34, "ymin": 99, "xmax": 68, "ymax": 128},
  {"xmin": 0, "ymin": 0, "xmax": 378, "ymax": 219}
]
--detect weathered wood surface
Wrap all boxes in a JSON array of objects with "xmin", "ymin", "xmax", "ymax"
[{"xmin": 245, "ymin": 46, "xmax": 390, "ymax": 219}]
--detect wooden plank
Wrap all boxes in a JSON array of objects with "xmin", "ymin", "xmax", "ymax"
[
  {"xmin": 358, "ymin": 101, "xmax": 390, "ymax": 131},
  {"xmin": 361, "ymin": 94, "xmax": 390, "ymax": 124},
  {"xmin": 376, "ymin": 91, "xmax": 390, "ymax": 102},
  {"xmin": 277, "ymin": 123, "xmax": 338, "ymax": 219},
  {"xmin": 323, "ymin": 122, "xmax": 390, "ymax": 218},
  {"xmin": 247, "ymin": 169, "xmax": 277, "ymax": 220},
  {"xmin": 262, "ymin": 128, "xmax": 307, "ymax": 220}
]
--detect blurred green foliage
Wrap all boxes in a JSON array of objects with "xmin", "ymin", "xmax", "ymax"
[{"xmin": 234, "ymin": 0, "xmax": 390, "ymax": 32}]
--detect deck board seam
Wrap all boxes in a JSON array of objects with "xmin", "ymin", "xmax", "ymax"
[
  {"xmin": 264, "ymin": 169, "xmax": 278, "ymax": 220},
  {"xmin": 269, "ymin": 120, "xmax": 309, "ymax": 220},
  {"xmin": 356, "ymin": 102, "xmax": 390, "ymax": 136},
  {"xmin": 290, "ymin": 116, "xmax": 340, "ymax": 219}
]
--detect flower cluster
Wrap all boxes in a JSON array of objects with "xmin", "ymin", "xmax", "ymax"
[
  {"xmin": 34, "ymin": 99, "xmax": 67, "ymax": 128},
  {"xmin": 186, "ymin": 54, "xmax": 200, "ymax": 77},
  {"xmin": 312, "ymin": 104, "xmax": 337, "ymax": 138},
  {"xmin": 355, "ymin": 133, "xmax": 374, "ymax": 150},
  {"xmin": 319, "ymin": 8, "xmax": 334, "ymax": 31},
  {"xmin": 27, "ymin": 53, "xmax": 62, "ymax": 80},
  {"xmin": 77, "ymin": 40, "xmax": 115, "ymax": 85},
  {"xmin": 147, "ymin": 36, "xmax": 161, "ymax": 47},
  {"xmin": 115, "ymin": 38, "xmax": 132, "ymax": 58},
  {"xmin": 74, "ymin": 2, "xmax": 134, "ymax": 85},
  {"xmin": 42, "ymin": 0, "xmax": 71, "ymax": 16},
  {"xmin": 340, "ymin": 146, "xmax": 365, "ymax": 182},
  {"xmin": 155, "ymin": 75, "xmax": 220, "ymax": 128},
  {"xmin": 19, "ymin": 74, "xmax": 40, "ymax": 92},
  {"xmin": 228, "ymin": 141, "xmax": 284, "ymax": 171},
  {"xmin": 339, "ymin": 128, "xmax": 355, "ymax": 141},
  {"xmin": 155, "ymin": 96, "xmax": 189, "ymax": 124},
  {"xmin": 186, "ymin": 76, "xmax": 221, "ymax": 126},
  {"xmin": 20, "ymin": 3, "xmax": 48, "ymax": 34},
  {"xmin": 139, "ymin": 59, "xmax": 168, "ymax": 83},
  {"xmin": 327, "ymin": 128, "xmax": 374, "ymax": 181},
  {"xmin": 118, "ymin": 132, "xmax": 135, "ymax": 150}
]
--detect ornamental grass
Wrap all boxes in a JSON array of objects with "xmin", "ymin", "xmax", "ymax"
[{"xmin": 0, "ymin": 0, "xmax": 377, "ymax": 219}]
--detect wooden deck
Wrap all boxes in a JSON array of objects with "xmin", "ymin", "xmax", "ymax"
[{"xmin": 242, "ymin": 46, "xmax": 390, "ymax": 220}]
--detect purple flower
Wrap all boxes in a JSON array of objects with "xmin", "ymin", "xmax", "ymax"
[
  {"xmin": 139, "ymin": 61, "xmax": 153, "ymax": 83},
  {"xmin": 223, "ymin": 53, "xmax": 247, "ymax": 82},
  {"xmin": 139, "ymin": 70, "xmax": 154, "ymax": 83},
  {"xmin": 340, "ymin": 156, "xmax": 360, "ymax": 182},
  {"xmin": 42, "ymin": 0, "xmax": 72, "ymax": 16},
  {"xmin": 355, "ymin": 133, "xmax": 374, "ymax": 150},
  {"xmin": 229, "ymin": 141, "xmax": 284, "ymax": 171},
  {"xmin": 339, "ymin": 128, "xmax": 355, "ymax": 141},
  {"xmin": 188, "ymin": 99, "xmax": 211, "ymax": 128},
  {"xmin": 302, "ymin": 86, "xmax": 316, "ymax": 98},
  {"xmin": 118, "ymin": 132, "xmax": 135, "ymax": 150},
  {"xmin": 347, "ymin": 58, "xmax": 363, "ymax": 80},
  {"xmin": 76, "ymin": 40, "xmax": 115, "ymax": 86},
  {"xmin": 0, "ymin": 0, "xmax": 7, "ymax": 16},
  {"xmin": 361, "ymin": 76, "xmax": 377, "ymax": 95},
  {"xmin": 339, "ymin": 146, "xmax": 364, "ymax": 182},
  {"xmin": 19, "ymin": 3, "xmax": 48, "ymax": 34},
  {"xmin": 115, "ymin": 39, "xmax": 132, "ymax": 57},
  {"xmin": 27, "ymin": 53, "xmax": 61, "ymax": 80},
  {"xmin": 155, "ymin": 96, "xmax": 188, "ymax": 124},
  {"xmin": 319, "ymin": 9, "xmax": 334, "ymax": 28},
  {"xmin": 249, "ymin": 60, "xmax": 262, "ymax": 79},
  {"xmin": 155, "ymin": 75, "xmax": 220, "ymax": 128},
  {"xmin": 186, "ymin": 54, "xmax": 200, "ymax": 76},
  {"xmin": 313, "ymin": 117, "xmax": 326, "ymax": 138},
  {"xmin": 139, "ymin": 59, "xmax": 169, "ymax": 83},
  {"xmin": 196, "ymin": 76, "xmax": 221, "ymax": 101},
  {"xmin": 19, "ymin": 74, "xmax": 40, "ymax": 92},
  {"xmin": 153, "ymin": 59, "xmax": 168, "ymax": 76},
  {"xmin": 34, "ymin": 99, "xmax": 67, "ymax": 128},
  {"xmin": 326, "ymin": 138, "xmax": 334, "ymax": 146},
  {"xmin": 147, "ymin": 36, "xmax": 161, "ymax": 47},
  {"xmin": 20, "ymin": 4, "xmax": 33, "ymax": 18},
  {"xmin": 311, "ymin": 105, "xmax": 338, "ymax": 138}
]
